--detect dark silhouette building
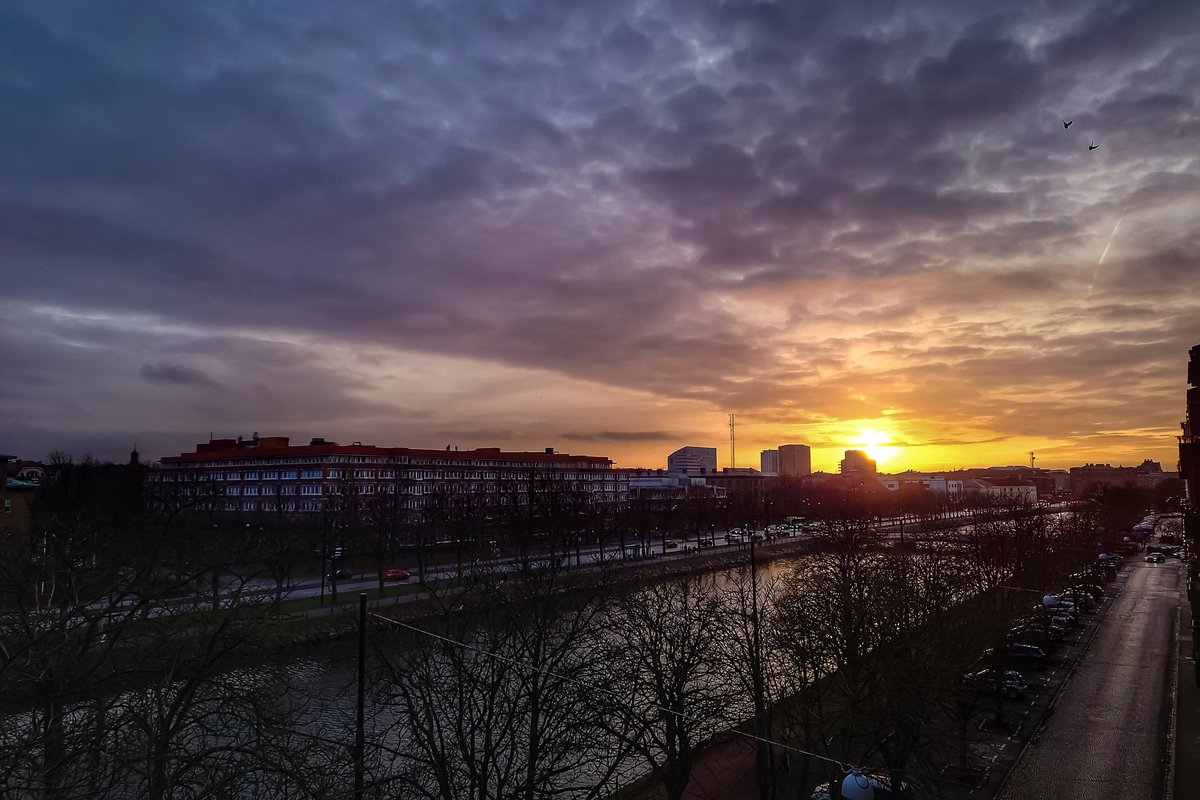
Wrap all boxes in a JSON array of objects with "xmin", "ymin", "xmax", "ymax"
[{"xmin": 1181, "ymin": 344, "xmax": 1200, "ymax": 538}]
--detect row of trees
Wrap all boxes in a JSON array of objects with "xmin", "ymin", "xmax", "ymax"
[
  {"xmin": 370, "ymin": 499, "xmax": 1098, "ymax": 800},
  {"xmin": 1, "ymin": 455, "xmax": 1114, "ymax": 798}
]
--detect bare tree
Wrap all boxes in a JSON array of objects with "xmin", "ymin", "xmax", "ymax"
[
  {"xmin": 374, "ymin": 561, "xmax": 627, "ymax": 800},
  {"xmin": 602, "ymin": 575, "xmax": 737, "ymax": 800}
]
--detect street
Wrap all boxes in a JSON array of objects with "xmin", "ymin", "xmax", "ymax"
[{"xmin": 998, "ymin": 556, "xmax": 1182, "ymax": 799}]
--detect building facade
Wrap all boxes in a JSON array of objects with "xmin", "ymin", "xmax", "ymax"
[
  {"xmin": 778, "ymin": 444, "xmax": 812, "ymax": 477},
  {"xmin": 1068, "ymin": 460, "xmax": 1177, "ymax": 497},
  {"xmin": 839, "ymin": 449, "xmax": 877, "ymax": 475},
  {"xmin": 760, "ymin": 449, "xmax": 779, "ymax": 475},
  {"xmin": 154, "ymin": 435, "xmax": 627, "ymax": 519},
  {"xmin": 1181, "ymin": 344, "xmax": 1200, "ymax": 508},
  {"xmin": 667, "ymin": 446, "xmax": 718, "ymax": 476}
]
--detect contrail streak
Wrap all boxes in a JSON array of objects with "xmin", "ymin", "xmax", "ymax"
[{"xmin": 1088, "ymin": 215, "xmax": 1123, "ymax": 295}]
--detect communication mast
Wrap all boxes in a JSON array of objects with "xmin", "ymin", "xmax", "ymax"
[{"xmin": 729, "ymin": 413, "xmax": 736, "ymax": 469}]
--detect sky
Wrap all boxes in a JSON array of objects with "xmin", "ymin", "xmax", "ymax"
[{"xmin": 2, "ymin": 0, "xmax": 1198, "ymax": 473}]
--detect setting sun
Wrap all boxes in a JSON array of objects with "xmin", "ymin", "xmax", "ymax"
[{"xmin": 858, "ymin": 429, "xmax": 899, "ymax": 466}]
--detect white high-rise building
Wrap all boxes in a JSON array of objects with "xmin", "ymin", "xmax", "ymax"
[
  {"xmin": 667, "ymin": 446, "xmax": 718, "ymax": 475},
  {"xmin": 760, "ymin": 449, "xmax": 780, "ymax": 475}
]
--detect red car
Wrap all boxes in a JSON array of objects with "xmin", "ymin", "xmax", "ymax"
[{"xmin": 384, "ymin": 568, "xmax": 411, "ymax": 581}]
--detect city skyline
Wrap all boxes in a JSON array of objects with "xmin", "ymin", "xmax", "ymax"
[{"xmin": 2, "ymin": 1, "xmax": 1197, "ymax": 473}]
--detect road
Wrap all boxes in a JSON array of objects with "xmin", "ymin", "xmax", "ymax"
[{"xmin": 998, "ymin": 555, "xmax": 1182, "ymax": 799}]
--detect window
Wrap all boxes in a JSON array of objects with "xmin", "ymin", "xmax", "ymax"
[
  {"xmin": 243, "ymin": 486, "xmax": 259, "ymax": 496},
  {"xmin": 301, "ymin": 469, "xmax": 322, "ymax": 479},
  {"xmin": 281, "ymin": 470, "xmax": 298, "ymax": 480},
  {"xmin": 242, "ymin": 501, "xmax": 258, "ymax": 511},
  {"xmin": 262, "ymin": 471, "xmax": 278, "ymax": 480},
  {"xmin": 354, "ymin": 469, "xmax": 375, "ymax": 479},
  {"xmin": 226, "ymin": 486, "xmax": 241, "ymax": 496},
  {"xmin": 280, "ymin": 485, "xmax": 296, "ymax": 495},
  {"xmin": 228, "ymin": 472, "xmax": 241, "ymax": 481},
  {"xmin": 380, "ymin": 470, "xmax": 395, "ymax": 479},
  {"xmin": 244, "ymin": 471, "xmax": 259, "ymax": 480},
  {"xmin": 301, "ymin": 485, "xmax": 322, "ymax": 495},
  {"xmin": 328, "ymin": 469, "xmax": 342, "ymax": 478}
]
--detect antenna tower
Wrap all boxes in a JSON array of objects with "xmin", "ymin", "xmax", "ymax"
[
  {"xmin": 729, "ymin": 414, "xmax": 736, "ymax": 469},
  {"xmin": 1029, "ymin": 450, "xmax": 1036, "ymax": 469}
]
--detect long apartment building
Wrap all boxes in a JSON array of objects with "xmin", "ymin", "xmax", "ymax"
[{"xmin": 154, "ymin": 434, "xmax": 627, "ymax": 517}]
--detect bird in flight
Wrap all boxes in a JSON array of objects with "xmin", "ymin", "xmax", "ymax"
[
  {"xmin": 1063, "ymin": 119, "xmax": 1073, "ymax": 129},
  {"xmin": 1089, "ymin": 140, "xmax": 1100, "ymax": 151}
]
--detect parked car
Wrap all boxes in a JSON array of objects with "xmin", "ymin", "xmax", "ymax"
[
  {"xmin": 962, "ymin": 668, "xmax": 1027, "ymax": 699},
  {"xmin": 809, "ymin": 770, "xmax": 910, "ymax": 800},
  {"xmin": 1146, "ymin": 552, "xmax": 1165, "ymax": 563},
  {"xmin": 697, "ymin": 538, "xmax": 715, "ymax": 548},
  {"xmin": 1069, "ymin": 583, "xmax": 1105, "ymax": 601},
  {"xmin": 663, "ymin": 539, "xmax": 679, "ymax": 550},
  {"xmin": 1009, "ymin": 624, "xmax": 1066, "ymax": 644},
  {"xmin": 1004, "ymin": 643, "xmax": 1048, "ymax": 664},
  {"xmin": 384, "ymin": 568, "xmax": 411, "ymax": 581}
]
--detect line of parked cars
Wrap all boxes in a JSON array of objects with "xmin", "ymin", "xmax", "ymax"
[{"xmin": 965, "ymin": 580, "xmax": 1107, "ymax": 701}]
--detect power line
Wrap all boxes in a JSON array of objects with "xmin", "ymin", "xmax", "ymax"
[{"xmin": 366, "ymin": 610, "xmax": 865, "ymax": 774}]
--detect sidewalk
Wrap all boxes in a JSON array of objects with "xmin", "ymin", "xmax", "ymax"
[{"xmin": 1174, "ymin": 581, "xmax": 1198, "ymax": 799}]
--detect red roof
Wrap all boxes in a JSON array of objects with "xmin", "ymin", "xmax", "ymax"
[{"xmin": 161, "ymin": 441, "xmax": 611, "ymax": 466}]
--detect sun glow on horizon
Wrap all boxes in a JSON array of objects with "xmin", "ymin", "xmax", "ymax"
[{"xmin": 858, "ymin": 428, "xmax": 899, "ymax": 466}]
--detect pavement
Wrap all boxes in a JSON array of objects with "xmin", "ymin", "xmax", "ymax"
[{"xmin": 1173, "ymin": 567, "xmax": 1198, "ymax": 800}]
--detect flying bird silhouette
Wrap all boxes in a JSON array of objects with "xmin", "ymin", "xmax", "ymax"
[
  {"xmin": 1089, "ymin": 140, "xmax": 1100, "ymax": 151},
  {"xmin": 1063, "ymin": 119, "xmax": 1073, "ymax": 129}
]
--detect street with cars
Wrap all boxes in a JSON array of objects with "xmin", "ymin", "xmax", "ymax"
[{"xmin": 994, "ymin": 515, "xmax": 1184, "ymax": 800}]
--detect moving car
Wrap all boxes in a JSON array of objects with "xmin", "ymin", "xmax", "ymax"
[
  {"xmin": 384, "ymin": 568, "xmax": 411, "ymax": 581},
  {"xmin": 1146, "ymin": 552, "xmax": 1165, "ymax": 563}
]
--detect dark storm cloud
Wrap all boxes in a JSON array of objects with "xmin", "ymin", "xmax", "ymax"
[
  {"xmin": 140, "ymin": 363, "xmax": 219, "ymax": 388},
  {"xmin": 561, "ymin": 430, "xmax": 682, "ymax": 443},
  {"xmin": 1, "ymin": 0, "xmax": 1198, "ymax": 461}
]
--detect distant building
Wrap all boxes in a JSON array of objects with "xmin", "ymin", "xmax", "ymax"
[
  {"xmin": 1068, "ymin": 460, "xmax": 1177, "ymax": 497},
  {"xmin": 625, "ymin": 469, "xmax": 727, "ymax": 502},
  {"xmin": 879, "ymin": 471, "xmax": 963, "ymax": 494},
  {"xmin": 155, "ymin": 435, "xmax": 626, "ymax": 519},
  {"xmin": 839, "ymin": 449, "xmax": 876, "ymax": 475},
  {"xmin": 706, "ymin": 470, "xmax": 769, "ymax": 509},
  {"xmin": 667, "ymin": 446, "xmax": 718, "ymax": 476},
  {"xmin": 2, "ymin": 477, "xmax": 37, "ymax": 539},
  {"xmin": 778, "ymin": 444, "xmax": 812, "ymax": 477},
  {"xmin": 966, "ymin": 477, "xmax": 1037, "ymax": 504},
  {"xmin": 760, "ymin": 449, "xmax": 779, "ymax": 475}
]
